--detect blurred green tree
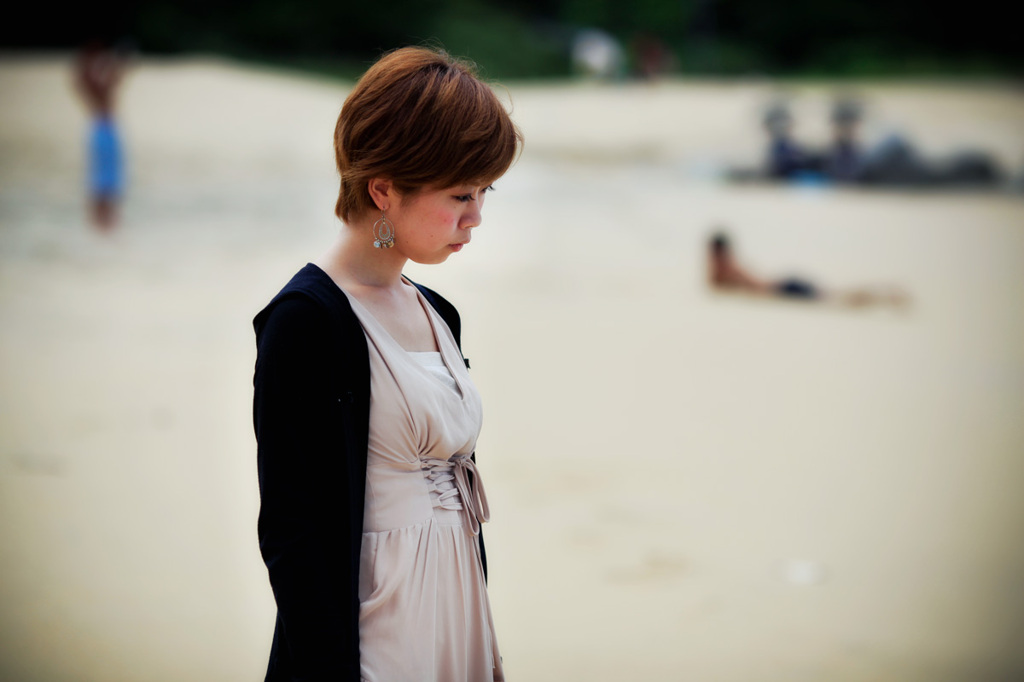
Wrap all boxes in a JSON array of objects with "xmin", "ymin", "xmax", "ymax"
[{"xmin": 3, "ymin": 0, "xmax": 1020, "ymax": 78}]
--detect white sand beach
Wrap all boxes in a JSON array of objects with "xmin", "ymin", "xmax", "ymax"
[{"xmin": 1, "ymin": 55, "xmax": 1023, "ymax": 681}]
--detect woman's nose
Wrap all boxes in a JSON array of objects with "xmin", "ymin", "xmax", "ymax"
[{"xmin": 462, "ymin": 205, "xmax": 482, "ymax": 229}]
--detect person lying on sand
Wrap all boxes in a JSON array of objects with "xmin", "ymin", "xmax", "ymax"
[{"xmin": 707, "ymin": 231, "xmax": 909, "ymax": 309}]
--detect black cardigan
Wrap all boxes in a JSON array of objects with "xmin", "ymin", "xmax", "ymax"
[{"xmin": 252, "ymin": 263, "xmax": 484, "ymax": 682}]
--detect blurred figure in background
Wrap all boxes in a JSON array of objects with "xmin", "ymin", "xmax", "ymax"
[
  {"xmin": 822, "ymin": 97, "xmax": 866, "ymax": 182},
  {"xmin": 762, "ymin": 102, "xmax": 814, "ymax": 180},
  {"xmin": 74, "ymin": 39, "xmax": 126, "ymax": 230},
  {"xmin": 630, "ymin": 32, "xmax": 675, "ymax": 80},
  {"xmin": 571, "ymin": 28, "xmax": 625, "ymax": 80},
  {"xmin": 733, "ymin": 95, "xmax": 1008, "ymax": 190},
  {"xmin": 707, "ymin": 231, "xmax": 909, "ymax": 309},
  {"xmin": 857, "ymin": 132, "xmax": 1005, "ymax": 188}
]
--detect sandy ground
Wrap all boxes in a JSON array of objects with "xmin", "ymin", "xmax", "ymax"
[{"xmin": 2, "ymin": 54, "xmax": 1024, "ymax": 681}]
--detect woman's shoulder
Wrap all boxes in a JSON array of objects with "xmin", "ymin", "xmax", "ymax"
[
  {"xmin": 253, "ymin": 266, "xmax": 371, "ymax": 394},
  {"xmin": 257, "ymin": 294, "xmax": 328, "ymax": 337},
  {"xmin": 255, "ymin": 264, "xmax": 355, "ymax": 332}
]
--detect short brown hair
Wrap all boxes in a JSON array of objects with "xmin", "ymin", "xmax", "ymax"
[{"xmin": 333, "ymin": 46, "xmax": 523, "ymax": 222}]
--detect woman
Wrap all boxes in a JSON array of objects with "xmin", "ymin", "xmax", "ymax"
[{"xmin": 253, "ymin": 47, "xmax": 521, "ymax": 682}]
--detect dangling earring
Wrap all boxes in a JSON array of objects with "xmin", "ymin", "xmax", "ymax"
[{"xmin": 373, "ymin": 209, "xmax": 395, "ymax": 249}]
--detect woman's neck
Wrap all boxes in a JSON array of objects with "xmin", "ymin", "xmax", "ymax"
[{"xmin": 316, "ymin": 222, "xmax": 408, "ymax": 292}]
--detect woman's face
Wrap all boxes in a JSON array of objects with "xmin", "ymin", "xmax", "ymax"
[{"xmin": 389, "ymin": 183, "xmax": 493, "ymax": 265}]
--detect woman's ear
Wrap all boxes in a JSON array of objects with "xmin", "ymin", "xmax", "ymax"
[{"xmin": 367, "ymin": 178, "xmax": 394, "ymax": 211}]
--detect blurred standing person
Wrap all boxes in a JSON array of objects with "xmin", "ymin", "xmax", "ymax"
[
  {"xmin": 762, "ymin": 103, "xmax": 812, "ymax": 180},
  {"xmin": 572, "ymin": 28, "xmax": 626, "ymax": 80},
  {"xmin": 823, "ymin": 98, "xmax": 866, "ymax": 182},
  {"xmin": 253, "ymin": 47, "xmax": 521, "ymax": 682},
  {"xmin": 631, "ymin": 32, "xmax": 675, "ymax": 80},
  {"xmin": 74, "ymin": 39, "xmax": 126, "ymax": 230}
]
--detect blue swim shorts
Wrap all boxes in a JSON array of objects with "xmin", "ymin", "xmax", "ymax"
[{"xmin": 88, "ymin": 117, "xmax": 123, "ymax": 197}]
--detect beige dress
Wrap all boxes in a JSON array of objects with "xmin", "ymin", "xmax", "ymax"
[{"xmin": 342, "ymin": 280, "xmax": 504, "ymax": 682}]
